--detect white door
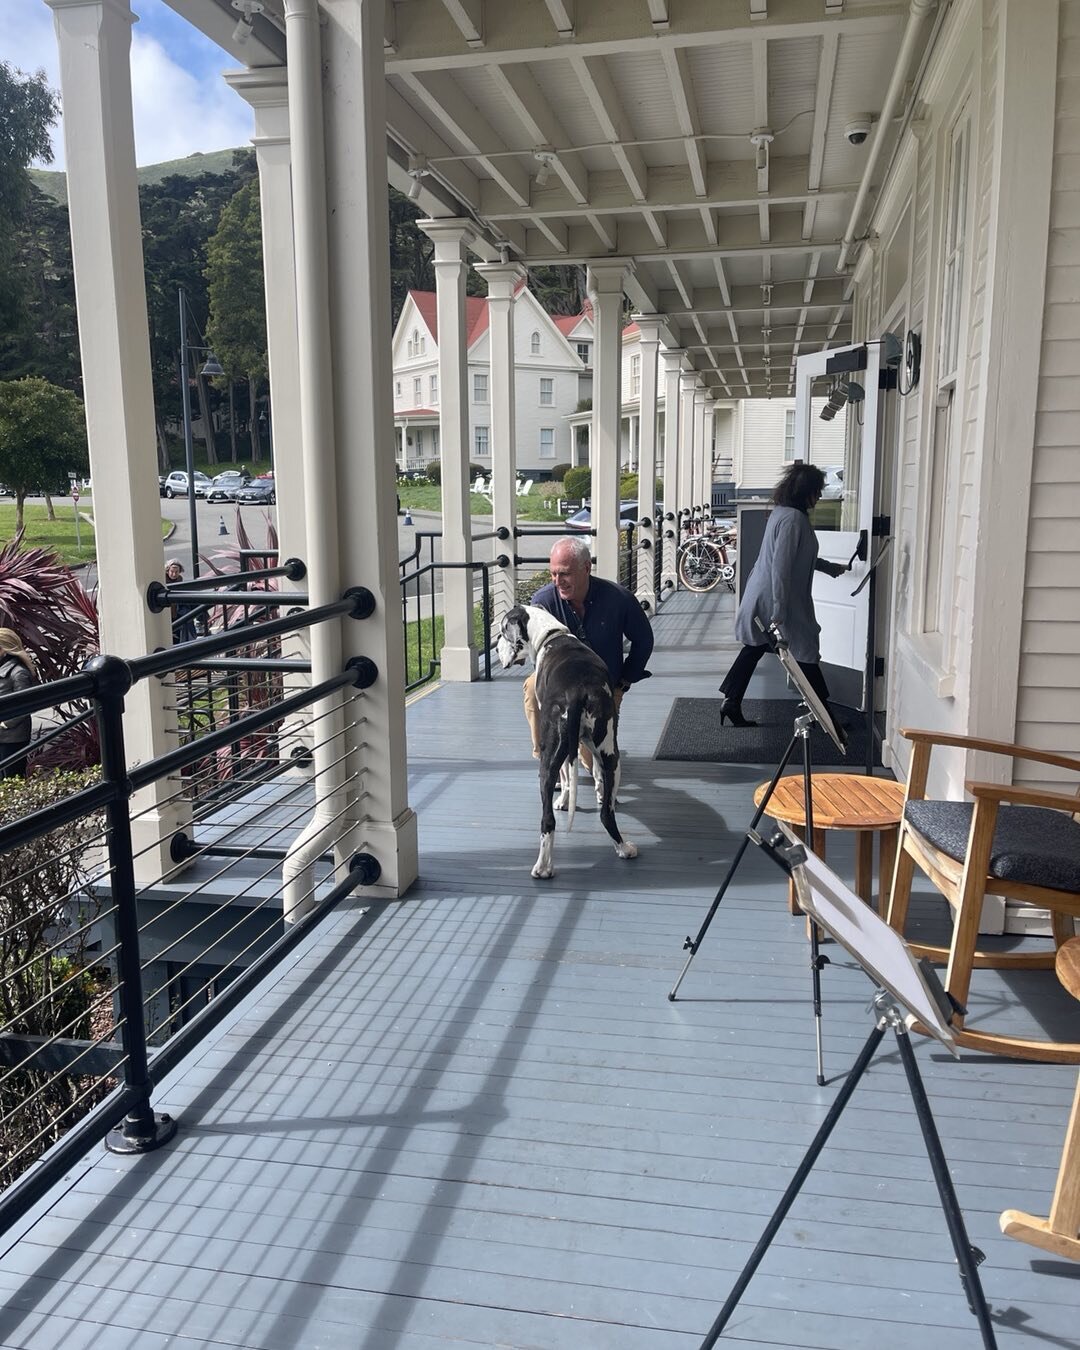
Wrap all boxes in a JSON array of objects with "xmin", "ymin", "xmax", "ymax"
[{"xmin": 792, "ymin": 340, "xmax": 884, "ymax": 710}]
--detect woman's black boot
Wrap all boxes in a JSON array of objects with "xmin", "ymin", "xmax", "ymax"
[{"xmin": 718, "ymin": 695, "xmax": 757, "ymax": 728}]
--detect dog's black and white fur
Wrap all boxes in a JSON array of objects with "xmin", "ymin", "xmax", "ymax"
[{"xmin": 497, "ymin": 604, "xmax": 637, "ymax": 879}]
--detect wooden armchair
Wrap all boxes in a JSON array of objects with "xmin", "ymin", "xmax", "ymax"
[{"xmin": 886, "ymin": 729, "xmax": 1080, "ymax": 1063}]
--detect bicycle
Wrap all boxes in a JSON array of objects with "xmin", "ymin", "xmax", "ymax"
[{"xmin": 676, "ymin": 521, "xmax": 737, "ymax": 593}]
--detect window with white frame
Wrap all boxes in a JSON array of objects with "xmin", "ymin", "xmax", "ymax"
[
  {"xmin": 475, "ymin": 425, "xmax": 489, "ymax": 456},
  {"xmin": 429, "ymin": 373, "xmax": 438, "ymax": 404},
  {"xmin": 473, "ymin": 372, "xmax": 488, "ymax": 402},
  {"xmin": 576, "ymin": 341, "xmax": 591, "ymax": 364},
  {"xmin": 412, "ymin": 377, "xmax": 422, "ymax": 404},
  {"xmin": 539, "ymin": 428, "xmax": 555, "ymax": 458},
  {"xmin": 630, "ymin": 353, "xmax": 641, "ymax": 399},
  {"xmin": 395, "ymin": 381, "xmax": 401, "ymax": 397},
  {"xmin": 784, "ymin": 409, "xmax": 796, "ymax": 460},
  {"xmin": 431, "ymin": 427, "xmax": 439, "ymax": 456},
  {"xmin": 530, "ymin": 331, "xmax": 541, "ymax": 355},
  {"xmin": 539, "ymin": 377, "xmax": 554, "ymax": 406},
  {"xmin": 407, "ymin": 328, "xmax": 419, "ymax": 358},
  {"xmin": 921, "ymin": 99, "xmax": 972, "ymax": 660}
]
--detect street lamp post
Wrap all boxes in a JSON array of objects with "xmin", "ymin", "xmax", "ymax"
[{"xmin": 178, "ymin": 286, "xmax": 224, "ymax": 578}]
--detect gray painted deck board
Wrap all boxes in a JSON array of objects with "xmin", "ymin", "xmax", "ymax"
[{"xmin": 0, "ymin": 590, "xmax": 1077, "ymax": 1348}]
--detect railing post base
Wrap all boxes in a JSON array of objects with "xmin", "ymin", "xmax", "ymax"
[{"xmin": 105, "ymin": 1111, "xmax": 177, "ymax": 1155}]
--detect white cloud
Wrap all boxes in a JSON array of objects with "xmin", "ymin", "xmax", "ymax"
[{"xmin": 1, "ymin": 2, "xmax": 253, "ymax": 172}]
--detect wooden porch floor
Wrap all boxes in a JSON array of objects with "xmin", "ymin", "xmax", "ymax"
[{"xmin": 0, "ymin": 591, "xmax": 1077, "ymax": 1348}]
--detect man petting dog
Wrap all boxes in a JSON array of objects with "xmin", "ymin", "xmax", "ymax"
[{"xmin": 524, "ymin": 536, "xmax": 654, "ymax": 772}]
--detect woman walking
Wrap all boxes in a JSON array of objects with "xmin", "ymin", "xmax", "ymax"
[
  {"xmin": 718, "ymin": 463, "xmax": 847, "ymax": 728},
  {"xmin": 0, "ymin": 628, "xmax": 37, "ymax": 778}
]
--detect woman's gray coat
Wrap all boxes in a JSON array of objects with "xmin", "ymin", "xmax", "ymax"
[
  {"xmin": 734, "ymin": 505, "xmax": 821, "ymax": 663},
  {"xmin": 0, "ymin": 657, "xmax": 33, "ymax": 744}
]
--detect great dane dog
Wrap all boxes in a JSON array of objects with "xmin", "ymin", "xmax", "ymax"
[{"xmin": 497, "ymin": 604, "xmax": 638, "ymax": 879}]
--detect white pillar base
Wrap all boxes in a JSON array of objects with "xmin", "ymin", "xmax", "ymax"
[{"xmin": 441, "ymin": 644, "xmax": 480, "ymax": 682}]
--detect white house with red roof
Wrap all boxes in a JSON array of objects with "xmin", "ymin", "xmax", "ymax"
[{"xmin": 391, "ymin": 288, "xmax": 592, "ymax": 477}]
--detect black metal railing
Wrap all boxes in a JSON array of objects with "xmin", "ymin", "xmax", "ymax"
[
  {"xmin": 397, "ymin": 531, "xmax": 495, "ymax": 692},
  {"xmin": 0, "ymin": 582, "xmax": 379, "ymax": 1235}
]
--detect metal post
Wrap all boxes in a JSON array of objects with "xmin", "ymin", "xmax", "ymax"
[
  {"xmin": 90, "ymin": 655, "xmax": 178, "ymax": 1154},
  {"xmin": 179, "ymin": 287, "xmax": 201, "ymax": 579}
]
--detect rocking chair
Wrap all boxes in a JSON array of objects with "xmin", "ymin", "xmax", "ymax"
[{"xmin": 886, "ymin": 729, "xmax": 1080, "ymax": 1063}]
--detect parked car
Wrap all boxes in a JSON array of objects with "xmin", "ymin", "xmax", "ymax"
[
  {"xmin": 820, "ymin": 466, "xmax": 844, "ymax": 500},
  {"xmin": 162, "ymin": 470, "xmax": 212, "ymax": 498},
  {"xmin": 0, "ymin": 485, "xmax": 13, "ymax": 497},
  {"xmin": 234, "ymin": 479, "xmax": 276, "ymax": 506},
  {"xmin": 566, "ymin": 501, "xmax": 638, "ymax": 530},
  {"xmin": 206, "ymin": 470, "xmax": 249, "ymax": 502}
]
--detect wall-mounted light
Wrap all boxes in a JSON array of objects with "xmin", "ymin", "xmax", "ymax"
[
  {"xmin": 406, "ymin": 154, "xmax": 429, "ymax": 201},
  {"xmin": 231, "ymin": 0, "xmax": 264, "ymax": 43},
  {"xmin": 819, "ymin": 379, "xmax": 865, "ymax": 421},
  {"xmin": 533, "ymin": 149, "xmax": 557, "ymax": 188},
  {"xmin": 749, "ymin": 128, "xmax": 774, "ymax": 173}
]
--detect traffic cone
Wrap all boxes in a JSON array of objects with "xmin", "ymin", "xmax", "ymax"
[
  {"xmin": 403, "ymin": 508, "xmax": 413, "ymax": 526},
  {"xmin": 218, "ymin": 515, "xmax": 228, "ymax": 535}
]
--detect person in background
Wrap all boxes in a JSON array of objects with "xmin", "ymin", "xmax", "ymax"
[
  {"xmin": 717, "ymin": 462, "xmax": 848, "ymax": 728},
  {"xmin": 165, "ymin": 559, "xmax": 200, "ymax": 644},
  {"xmin": 524, "ymin": 535, "xmax": 654, "ymax": 772},
  {"xmin": 0, "ymin": 628, "xmax": 37, "ymax": 779}
]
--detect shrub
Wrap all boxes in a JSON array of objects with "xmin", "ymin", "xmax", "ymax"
[
  {"xmin": 550, "ymin": 463, "xmax": 571, "ymax": 483},
  {"xmin": 469, "ymin": 463, "xmax": 486, "ymax": 482},
  {"xmin": 564, "ymin": 466, "xmax": 591, "ymax": 500},
  {"xmin": 516, "ymin": 568, "xmax": 551, "ymax": 603},
  {"xmin": 425, "ymin": 460, "xmax": 441, "ymax": 484}
]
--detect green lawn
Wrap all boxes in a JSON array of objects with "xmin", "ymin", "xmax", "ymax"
[
  {"xmin": 0, "ymin": 503, "xmax": 97, "ymax": 566},
  {"xmin": 403, "ymin": 603, "xmax": 489, "ymax": 689},
  {"xmin": 397, "ymin": 482, "xmax": 566, "ymax": 523}
]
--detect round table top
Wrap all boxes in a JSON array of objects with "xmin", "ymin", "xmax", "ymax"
[
  {"xmin": 1057, "ymin": 939, "xmax": 1080, "ymax": 1002},
  {"xmin": 753, "ymin": 772, "xmax": 906, "ymax": 830}
]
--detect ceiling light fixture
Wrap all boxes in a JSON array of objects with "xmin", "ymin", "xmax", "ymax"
[
  {"xmin": 749, "ymin": 128, "xmax": 774, "ymax": 173},
  {"xmin": 533, "ymin": 149, "xmax": 557, "ymax": 188},
  {"xmin": 406, "ymin": 154, "xmax": 429, "ymax": 201},
  {"xmin": 231, "ymin": 0, "xmax": 264, "ymax": 43}
]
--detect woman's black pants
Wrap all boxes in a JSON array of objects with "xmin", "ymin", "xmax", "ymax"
[{"xmin": 720, "ymin": 644, "xmax": 831, "ymax": 707}]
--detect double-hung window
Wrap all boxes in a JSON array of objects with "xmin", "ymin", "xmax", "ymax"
[
  {"xmin": 539, "ymin": 377, "xmax": 554, "ymax": 407},
  {"xmin": 473, "ymin": 372, "xmax": 488, "ymax": 403},
  {"xmin": 539, "ymin": 428, "xmax": 555, "ymax": 458},
  {"xmin": 475, "ymin": 426, "xmax": 489, "ymax": 456}
]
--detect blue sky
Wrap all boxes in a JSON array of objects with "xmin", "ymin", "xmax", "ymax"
[{"xmin": 1, "ymin": 0, "xmax": 254, "ymax": 170}]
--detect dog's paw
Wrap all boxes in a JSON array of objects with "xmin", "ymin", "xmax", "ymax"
[
  {"xmin": 554, "ymin": 790, "xmax": 569, "ymax": 811},
  {"xmin": 616, "ymin": 841, "xmax": 638, "ymax": 860},
  {"xmin": 531, "ymin": 863, "xmax": 554, "ymax": 879}
]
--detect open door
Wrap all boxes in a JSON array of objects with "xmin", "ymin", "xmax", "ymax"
[{"xmin": 792, "ymin": 341, "xmax": 884, "ymax": 710}]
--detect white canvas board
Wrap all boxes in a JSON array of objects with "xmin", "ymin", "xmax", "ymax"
[
  {"xmin": 769, "ymin": 628, "xmax": 846, "ymax": 753},
  {"xmin": 776, "ymin": 823, "xmax": 957, "ymax": 1053}
]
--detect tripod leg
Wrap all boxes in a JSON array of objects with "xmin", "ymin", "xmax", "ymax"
[
  {"xmin": 669, "ymin": 731, "xmax": 801, "ymax": 1001},
  {"xmin": 894, "ymin": 1026, "xmax": 999, "ymax": 1348},
  {"xmin": 800, "ymin": 730, "xmax": 828, "ymax": 1086},
  {"xmin": 699, "ymin": 1022, "xmax": 887, "ymax": 1349}
]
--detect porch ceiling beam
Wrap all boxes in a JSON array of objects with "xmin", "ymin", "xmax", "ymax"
[
  {"xmin": 440, "ymin": 0, "xmax": 484, "ymax": 48},
  {"xmin": 385, "ymin": 0, "xmax": 907, "ymax": 70},
  {"xmin": 476, "ymin": 158, "xmax": 847, "ymax": 220},
  {"xmin": 399, "ymin": 70, "xmax": 532, "ymax": 205},
  {"xmin": 569, "ymin": 55, "xmax": 649, "ymax": 202},
  {"xmin": 488, "ymin": 64, "xmax": 589, "ymax": 203},
  {"xmin": 661, "ymin": 45, "xmax": 706, "ymax": 199},
  {"xmin": 542, "ymin": 0, "xmax": 575, "ymax": 39},
  {"xmin": 804, "ymin": 30, "xmax": 838, "ymax": 246},
  {"xmin": 585, "ymin": 212, "xmax": 618, "ymax": 250},
  {"xmin": 675, "ymin": 323, "xmax": 841, "ymax": 351},
  {"xmin": 659, "ymin": 279, "xmax": 849, "ymax": 315}
]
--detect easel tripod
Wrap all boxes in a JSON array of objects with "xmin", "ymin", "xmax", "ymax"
[
  {"xmin": 668, "ymin": 701, "xmax": 833, "ymax": 1085},
  {"xmin": 698, "ymin": 987, "xmax": 997, "ymax": 1349}
]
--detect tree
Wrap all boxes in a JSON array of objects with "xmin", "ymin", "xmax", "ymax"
[
  {"xmin": 205, "ymin": 177, "xmax": 267, "ymax": 462},
  {"xmin": 0, "ymin": 377, "xmax": 88, "ymax": 530},
  {"xmin": 0, "ymin": 63, "xmax": 62, "ymax": 379}
]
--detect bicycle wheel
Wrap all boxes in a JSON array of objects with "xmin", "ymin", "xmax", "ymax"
[{"xmin": 678, "ymin": 539, "xmax": 724, "ymax": 593}]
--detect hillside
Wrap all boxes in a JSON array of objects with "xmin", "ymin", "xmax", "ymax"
[{"xmin": 29, "ymin": 148, "xmax": 243, "ymax": 206}]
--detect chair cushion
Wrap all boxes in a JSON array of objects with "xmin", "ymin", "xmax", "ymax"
[{"xmin": 905, "ymin": 800, "xmax": 1080, "ymax": 893}]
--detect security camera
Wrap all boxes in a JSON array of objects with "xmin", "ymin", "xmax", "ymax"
[{"xmin": 844, "ymin": 118, "xmax": 874, "ymax": 147}]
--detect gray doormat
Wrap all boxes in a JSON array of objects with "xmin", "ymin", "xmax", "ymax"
[{"xmin": 654, "ymin": 697, "xmax": 880, "ymax": 767}]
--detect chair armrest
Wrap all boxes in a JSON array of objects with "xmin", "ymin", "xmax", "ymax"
[
  {"xmin": 966, "ymin": 780, "xmax": 1080, "ymax": 814},
  {"xmin": 901, "ymin": 728, "xmax": 1080, "ymax": 775}
]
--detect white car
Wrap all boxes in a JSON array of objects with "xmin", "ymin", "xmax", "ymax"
[
  {"xmin": 820, "ymin": 467, "xmax": 844, "ymax": 500},
  {"xmin": 162, "ymin": 470, "xmax": 212, "ymax": 498}
]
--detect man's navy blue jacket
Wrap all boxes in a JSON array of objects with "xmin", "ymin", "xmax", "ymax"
[{"xmin": 530, "ymin": 576, "xmax": 654, "ymax": 688}]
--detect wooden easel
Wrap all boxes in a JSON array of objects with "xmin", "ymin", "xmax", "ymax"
[{"xmin": 999, "ymin": 939, "xmax": 1080, "ymax": 1261}]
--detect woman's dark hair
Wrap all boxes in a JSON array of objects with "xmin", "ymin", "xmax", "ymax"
[{"xmin": 773, "ymin": 462, "xmax": 826, "ymax": 510}]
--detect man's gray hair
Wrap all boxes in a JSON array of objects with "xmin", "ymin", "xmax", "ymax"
[{"xmin": 550, "ymin": 535, "xmax": 592, "ymax": 567}]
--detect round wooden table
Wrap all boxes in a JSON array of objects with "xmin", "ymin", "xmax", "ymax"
[{"xmin": 753, "ymin": 772, "xmax": 907, "ymax": 913}]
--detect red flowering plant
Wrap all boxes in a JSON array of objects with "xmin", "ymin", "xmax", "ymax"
[{"xmin": 0, "ymin": 534, "xmax": 100, "ymax": 772}]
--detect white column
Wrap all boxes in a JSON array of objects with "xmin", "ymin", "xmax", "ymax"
[
  {"xmin": 633, "ymin": 317, "xmax": 663, "ymax": 614},
  {"xmin": 226, "ymin": 66, "xmax": 310, "ymax": 760},
  {"xmin": 288, "ymin": 0, "xmax": 416, "ymax": 900},
  {"xmin": 587, "ymin": 262, "xmax": 630, "ymax": 580},
  {"xmin": 225, "ymin": 67, "xmax": 305, "ymax": 573},
  {"xmin": 678, "ymin": 371, "xmax": 698, "ymax": 526},
  {"xmin": 46, "ymin": 0, "xmax": 186, "ymax": 879},
  {"xmin": 660, "ymin": 348, "xmax": 685, "ymax": 593},
  {"xmin": 419, "ymin": 219, "xmax": 478, "ymax": 680},
  {"xmin": 474, "ymin": 260, "xmax": 525, "ymax": 627},
  {"xmin": 694, "ymin": 391, "xmax": 708, "ymax": 513},
  {"xmin": 702, "ymin": 398, "xmax": 716, "ymax": 514}
]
